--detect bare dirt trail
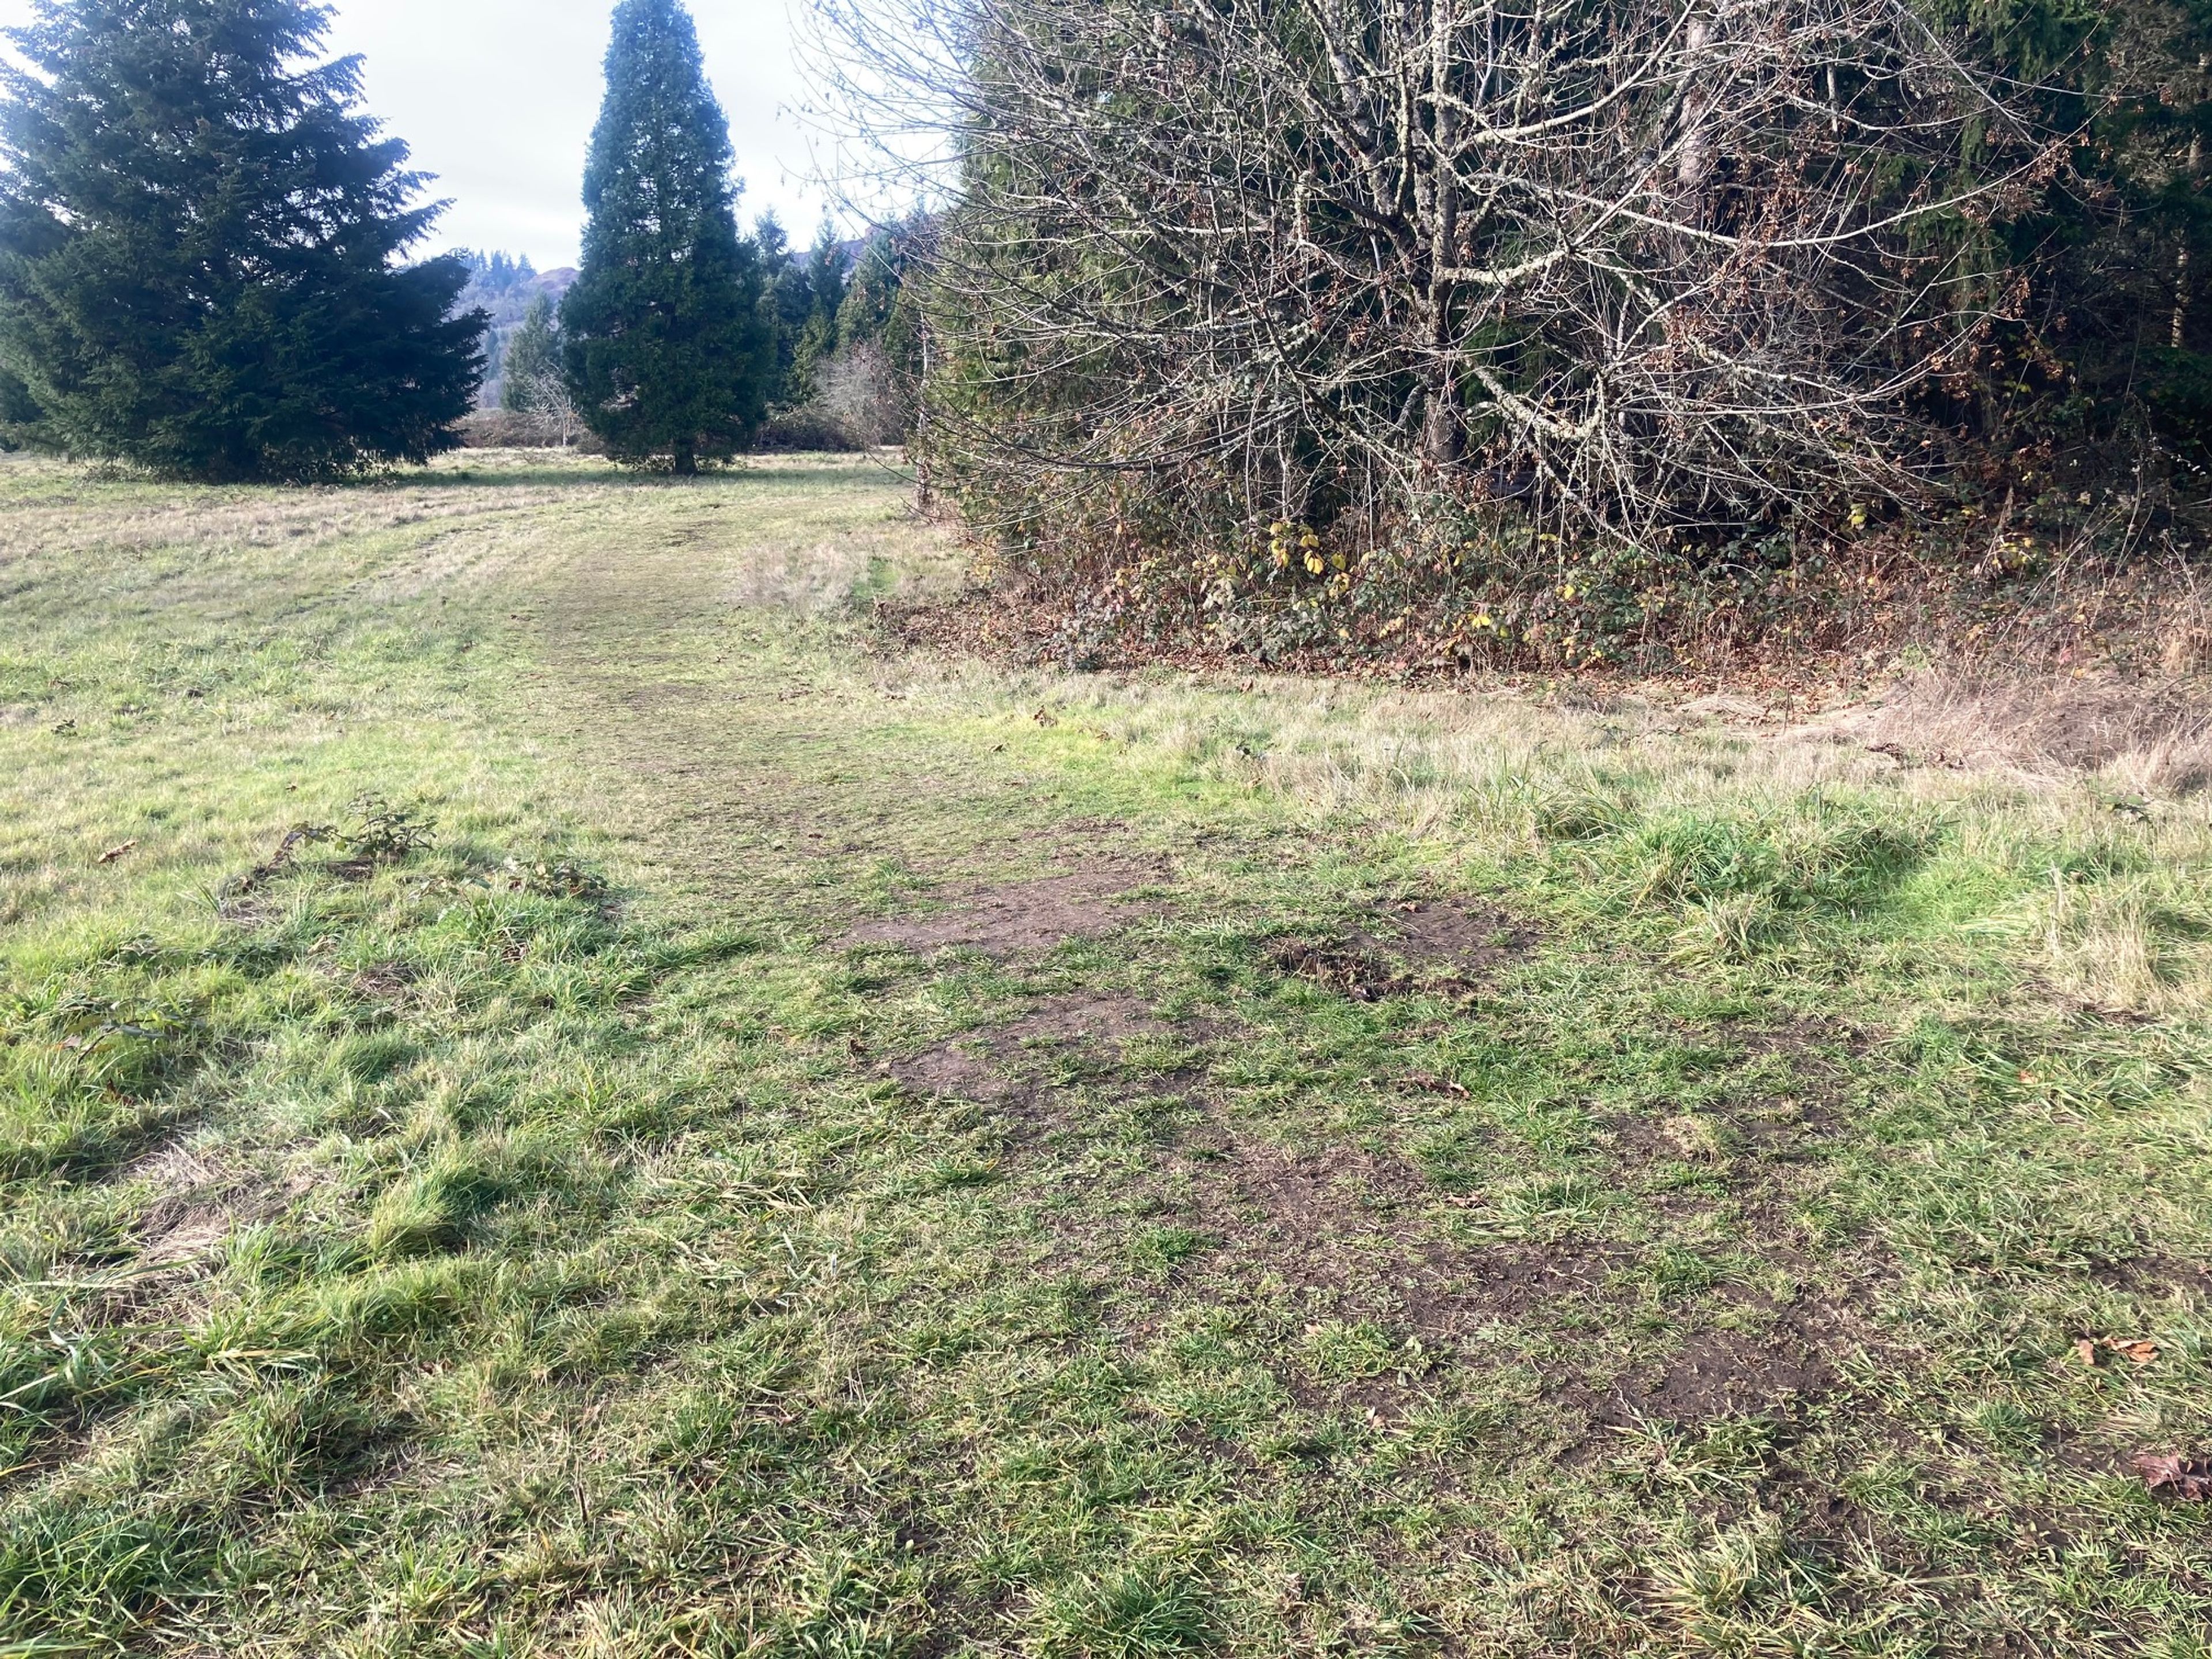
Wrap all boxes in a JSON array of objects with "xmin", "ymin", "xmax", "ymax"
[{"xmin": 499, "ymin": 464, "xmax": 1183, "ymax": 952}]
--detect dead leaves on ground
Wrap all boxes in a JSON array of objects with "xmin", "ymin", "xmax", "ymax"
[
  {"xmin": 2073, "ymin": 1336, "xmax": 2161, "ymax": 1369},
  {"xmin": 1272, "ymin": 938, "xmax": 1481, "ymax": 1005},
  {"xmin": 1273, "ymin": 940, "xmax": 1414, "ymax": 1002},
  {"xmin": 1400, "ymin": 1071, "xmax": 1471, "ymax": 1098},
  {"xmin": 2133, "ymin": 1453, "xmax": 2212, "ymax": 1502}
]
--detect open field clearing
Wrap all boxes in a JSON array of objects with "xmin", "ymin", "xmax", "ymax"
[{"xmin": 1, "ymin": 450, "xmax": 2209, "ymax": 1656}]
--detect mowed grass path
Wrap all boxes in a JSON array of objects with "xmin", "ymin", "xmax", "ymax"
[{"xmin": 1, "ymin": 451, "xmax": 2208, "ymax": 1657}]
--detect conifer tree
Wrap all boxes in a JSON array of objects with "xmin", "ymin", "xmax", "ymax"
[
  {"xmin": 560, "ymin": 0, "xmax": 771, "ymax": 472},
  {"xmin": 758, "ymin": 212, "xmax": 816, "ymax": 409},
  {"xmin": 0, "ymin": 365, "xmax": 38, "ymax": 449},
  {"xmin": 501, "ymin": 296, "xmax": 560, "ymax": 414},
  {"xmin": 789, "ymin": 224, "xmax": 847, "ymax": 399},
  {"xmin": 835, "ymin": 231, "xmax": 905, "ymax": 354},
  {"xmin": 0, "ymin": 0, "xmax": 484, "ymax": 481}
]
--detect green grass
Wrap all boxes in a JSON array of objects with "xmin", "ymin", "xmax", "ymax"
[{"xmin": 1, "ymin": 448, "xmax": 2208, "ymax": 1656}]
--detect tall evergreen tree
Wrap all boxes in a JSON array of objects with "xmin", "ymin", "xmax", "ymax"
[
  {"xmin": 836, "ymin": 230, "xmax": 906, "ymax": 354},
  {"xmin": 758, "ymin": 211, "xmax": 817, "ymax": 409},
  {"xmin": 501, "ymin": 295, "xmax": 560, "ymax": 413},
  {"xmin": 789, "ymin": 223, "xmax": 847, "ymax": 401},
  {"xmin": 0, "ymin": 0, "xmax": 484, "ymax": 482},
  {"xmin": 0, "ymin": 364, "xmax": 39, "ymax": 449},
  {"xmin": 560, "ymin": 0, "xmax": 771, "ymax": 472}
]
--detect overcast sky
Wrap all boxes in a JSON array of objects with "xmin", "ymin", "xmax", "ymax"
[{"xmin": 0, "ymin": 0, "xmax": 834, "ymax": 269}]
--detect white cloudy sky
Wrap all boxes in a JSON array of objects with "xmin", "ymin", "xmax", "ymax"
[{"xmin": 0, "ymin": 1, "xmax": 835, "ymax": 268}]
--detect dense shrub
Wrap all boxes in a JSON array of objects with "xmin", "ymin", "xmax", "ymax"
[
  {"xmin": 823, "ymin": 0, "xmax": 2212, "ymax": 668},
  {"xmin": 454, "ymin": 411, "xmax": 603, "ymax": 452}
]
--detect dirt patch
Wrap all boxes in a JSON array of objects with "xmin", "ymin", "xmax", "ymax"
[
  {"xmin": 1376, "ymin": 899, "xmax": 1539, "ymax": 969},
  {"xmin": 1202, "ymin": 1139, "xmax": 1431, "ymax": 1247},
  {"xmin": 884, "ymin": 961, "xmax": 1866, "ymax": 1433},
  {"xmin": 892, "ymin": 1041, "xmax": 1016, "ymax": 1105},
  {"xmin": 1619, "ymin": 1313, "xmax": 1839, "ymax": 1422},
  {"xmin": 1273, "ymin": 899, "xmax": 1536, "ymax": 1001},
  {"xmin": 1402, "ymin": 1238, "xmax": 1626, "ymax": 1327},
  {"xmin": 891, "ymin": 993, "xmax": 1184, "ymax": 1112},
  {"xmin": 1590, "ymin": 1275, "xmax": 1885, "ymax": 1433},
  {"xmin": 844, "ymin": 864, "xmax": 1164, "ymax": 956},
  {"xmin": 1000, "ymin": 993, "xmax": 1175, "ymax": 1052},
  {"xmin": 1078, "ymin": 1103, "xmax": 1880, "ymax": 1429}
]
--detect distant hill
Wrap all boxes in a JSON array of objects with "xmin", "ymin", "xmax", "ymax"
[
  {"xmin": 469, "ymin": 267, "xmax": 578, "ymax": 334},
  {"xmin": 450, "ymin": 253, "xmax": 578, "ymax": 409}
]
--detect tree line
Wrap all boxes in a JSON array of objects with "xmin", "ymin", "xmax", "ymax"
[
  {"xmin": 7, "ymin": 0, "xmax": 2205, "ymax": 668},
  {"xmin": 0, "ymin": 0, "xmax": 910, "ymax": 480},
  {"xmin": 490, "ymin": 213, "xmax": 918, "ymax": 454}
]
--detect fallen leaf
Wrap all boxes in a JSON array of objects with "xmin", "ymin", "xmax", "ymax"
[
  {"xmin": 97, "ymin": 840, "xmax": 138, "ymax": 865},
  {"xmin": 1402, "ymin": 1071, "xmax": 1471, "ymax": 1098},
  {"xmin": 2079, "ymin": 1336, "xmax": 2161, "ymax": 1367},
  {"xmin": 2133, "ymin": 1453, "xmax": 2212, "ymax": 1502}
]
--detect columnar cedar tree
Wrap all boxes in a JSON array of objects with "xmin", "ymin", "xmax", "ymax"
[
  {"xmin": 0, "ymin": 0, "xmax": 484, "ymax": 482},
  {"xmin": 560, "ymin": 0, "xmax": 772, "ymax": 473}
]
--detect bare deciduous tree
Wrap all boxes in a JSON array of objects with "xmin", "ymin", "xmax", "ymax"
[{"xmin": 809, "ymin": 0, "xmax": 2048, "ymax": 551}]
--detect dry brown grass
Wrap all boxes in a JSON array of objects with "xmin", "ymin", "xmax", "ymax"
[{"xmin": 1821, "ymin": 672, "xmax": 2212, "ymax": 794}]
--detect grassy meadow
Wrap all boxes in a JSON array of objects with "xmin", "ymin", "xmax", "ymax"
[{"xmin": 0, "ymin": 449, "xmax": 2208, "ymax": 1656}]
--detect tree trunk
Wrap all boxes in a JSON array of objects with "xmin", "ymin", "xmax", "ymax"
[
  {"xmin": 1422, "ymin": 5, "xmax": 1462, "ymax": 467},
  {"xmin": 2178, "ymin": 127, "xmax": 2203, "ymax": 352}
]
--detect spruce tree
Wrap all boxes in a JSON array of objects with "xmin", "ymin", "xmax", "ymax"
[
  {"xmin": 501, "ymin": 296, "xmax": 560, "ymax": 414},
  {"xmin": 0, "ymin": 0, "xmax": 484, "ymax": 482},
  {"xmin": 560, "ymin": 0, "xmax": 771, "ymax": 472}
]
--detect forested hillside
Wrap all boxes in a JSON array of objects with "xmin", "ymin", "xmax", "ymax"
[{"xmin": 455, "ymin": 253, "xmax": 577, "ymax": 410}]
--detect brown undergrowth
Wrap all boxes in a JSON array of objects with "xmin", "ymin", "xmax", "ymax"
[{"xmin": 901, "ymin": 490, "xmax": 2212, "ymax": 671}]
